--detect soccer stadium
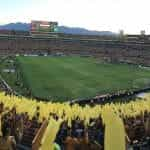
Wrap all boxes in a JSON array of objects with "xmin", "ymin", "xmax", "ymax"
[{"xmin": 0, "ymin": 18, "xmax": 150, "ymax": 150}]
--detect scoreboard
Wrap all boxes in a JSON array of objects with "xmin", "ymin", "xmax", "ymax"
[{"xmin": 31, "ymin": 20, "xmax": 58, "ymax": 34}]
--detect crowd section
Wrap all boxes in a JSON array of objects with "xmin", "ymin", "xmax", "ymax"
[
  {"xmin": 0, "ymin": 104, "xmax": 42, "ymax": 149},
  {"xmin": 1, "ymin": 35, "xmax": 150, "ymax": 67},
  {"xmin": 55, "ymin": 117, "xmax": 104, "ymax": 150},
  {"xmin": 0, "ymin": 93, "xmax": 150, "ymax": 149}
]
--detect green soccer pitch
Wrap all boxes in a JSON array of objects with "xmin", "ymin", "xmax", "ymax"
[{"xmin": 9, "ymin": 56, "xmax": 150, "ymax": 101}]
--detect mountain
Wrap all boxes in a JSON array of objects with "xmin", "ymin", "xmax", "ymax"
[
  {"xmin": 0, "ymin": 22, "xmax": 115, "ymax": 36},
  {"xmin": 0, "ymin": 23, "xmax": 30, "ymax": 31},
  {"xmin": 58, "ymin": 26, "xmax": 115, "ymax": 35}
]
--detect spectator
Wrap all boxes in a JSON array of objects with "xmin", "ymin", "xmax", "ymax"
[
  {"xmin": 64, "ymin": 129, "xmax": 79, "ymax": 150},
  {"xmin": 0, "ymin": 123, "xmax": 16, "ymax": 150}
]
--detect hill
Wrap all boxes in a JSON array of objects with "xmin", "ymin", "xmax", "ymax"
[{"xmin": 0, "ymin": 22, "xmax": 115, "ymax": 36}]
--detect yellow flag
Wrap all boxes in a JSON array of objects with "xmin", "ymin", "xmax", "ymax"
[
  {"xmin": 102, "ymin": 109, "xmax": 126, "ymax": 150},
  {"xmin": 40, "ymin": 118, "xmax": 62, "ymax": 150}
]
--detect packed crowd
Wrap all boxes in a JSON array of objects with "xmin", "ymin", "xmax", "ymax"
[
  {"xmin": 0, "ymin": 103, "xmax": 104, "ymax": 150},
  {"xmin": 124, "ymin": 112, "xmax": 150, "ymax": 149},
  {"xmin": 0, "ymin": 92, "xmax": 150, "ymax": 149},
  {"xmin": 0, "ymin": 103, "xmax": 42, "ymax": 149},
  {"xmin": 55, "ymin": 117, "xmax": 104, "ymax": 150},
  {"xmin": 1, "ymin": 104, "xmax": 150, "ymax": 150}
]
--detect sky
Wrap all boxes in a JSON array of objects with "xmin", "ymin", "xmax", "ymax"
[{"xmin": 0, "ymin": 0, "xmax": 150, "ymax": 34}]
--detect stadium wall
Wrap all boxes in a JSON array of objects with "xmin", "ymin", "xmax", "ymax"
[{"xmin": 0, "ymin": 36, "xmax": 150, "ymax": 66}]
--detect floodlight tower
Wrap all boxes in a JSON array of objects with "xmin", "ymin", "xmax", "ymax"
[
  {"xmin": 119, "ymin": 30, "xmax": 126, "ymax": 41},
  {"xmin": 119, "ymin": 30, "xmax": 124, "ymax": 37},
  {"xmin": 140, "ymin": 30, "xmax": 146, "ymax": 36}
]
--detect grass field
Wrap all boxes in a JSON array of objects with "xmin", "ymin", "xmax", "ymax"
[{"xmin": 11, "ymin": 56, "xmax": 150, "ymax": 101}]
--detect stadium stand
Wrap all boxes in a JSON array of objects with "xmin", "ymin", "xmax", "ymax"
[
  {"xmin": 0, "ymin": 35, "xmax": 150, "ymax": 66},
  {"xmin": 0, "ymin": 101, "xmax": 104, "ymax": 150},
  {"xmin": 0, "ymin": 93, "xmax": 150, "ymax": 149},
  {"xmin": 1, "ymin": 32, "xmax": 150, "ymax": 150}
]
